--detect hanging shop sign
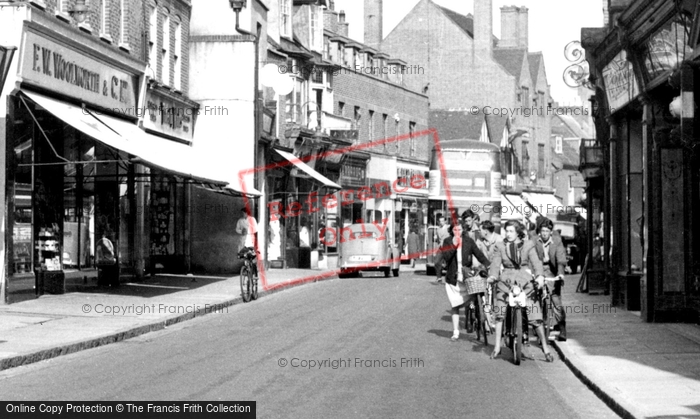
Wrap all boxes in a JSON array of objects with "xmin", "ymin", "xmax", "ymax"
[
  {"xmin": 20, "ymin": 30, "xmax": 139, "ymax": 110},
  {"xmin": 601, "ymin": 50, "xmax": 640, "ymax": 113}
]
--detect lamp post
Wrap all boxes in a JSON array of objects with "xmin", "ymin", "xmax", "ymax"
[{"xmin": 0, "ymin": 45, "xmax": 17, "ymax": 96}]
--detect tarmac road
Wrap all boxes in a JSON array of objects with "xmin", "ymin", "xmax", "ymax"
[{"xmin": 0, "ymin": 270, "xmax": 619, "ymax": 418}]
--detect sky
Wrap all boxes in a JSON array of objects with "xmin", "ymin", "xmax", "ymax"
[{"xmin": 334, "ymin": 0, "xmax": 604, "ymax": 106}]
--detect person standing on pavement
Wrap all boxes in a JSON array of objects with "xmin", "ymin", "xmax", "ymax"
[
  {"xmin": 433, "ymin": 214, "xmax": 451, "ymax": 283},
  {"xmin": 535, "ymin": 219, "xmax": 568, "ymax": 341},
  {"xmin": 407, "ymin": 227, "xmax": 420, "ymax": 268},
  {"xmin": 442, "ymin": 223, "xmax": 490, "ymax": 341}
]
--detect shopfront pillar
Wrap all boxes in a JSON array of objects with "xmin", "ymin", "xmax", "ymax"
[{"xmin": 640, "ymin": 95, "xmax": 653, "ymax": 321}]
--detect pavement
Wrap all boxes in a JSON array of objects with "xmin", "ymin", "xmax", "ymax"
[{"xmin": 1, "ymin": 261, "xmax": 700, "ymax": 419}]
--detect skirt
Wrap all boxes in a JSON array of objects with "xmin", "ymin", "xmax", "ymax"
[
  {"xmin": 445, "ymin": 281, "xmax": 469, "ymax": 308},
  {"xmin": 493, "ymin": 268, "xmax": 542, "ymax": 324}
]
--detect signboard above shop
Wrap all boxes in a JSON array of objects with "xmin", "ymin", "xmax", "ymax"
[
  {"xmin": 602, "ymin": 50, "xmax": 640, "ymax": 113},
  {"xmin": 143, "ymin": 89, "xmax": 196, "ymax": 143},
  {"xmin": 20, "ymin": 30, "xmax": 139, "ymax": 111}
]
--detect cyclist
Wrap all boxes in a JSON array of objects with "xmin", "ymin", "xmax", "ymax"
[
  {"xmin": 535, "ymin": 219, "xmax": 568, "ymax": 341},
  {"xmin": 487, "ymin": 220, "xmax": 554, "ymax": 362},
  {"xmin": 236, "ymin": 207, "xmax": 259, "ymax": 276},
  {"xmin": 433, "ymin": 214, "xmax": 451, "ymax": 283}
]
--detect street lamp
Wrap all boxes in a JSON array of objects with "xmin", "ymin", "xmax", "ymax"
[
  {"xmin": 0, "ymin": 45, "xmax": 16, "ymax": 97},
  {"xmin": 68, "ymin": 0, "xmax": 88, "ymax": 23},
  {"xmin": 229, "ymin": 0, "xmax": 247, "ymax": 13}
]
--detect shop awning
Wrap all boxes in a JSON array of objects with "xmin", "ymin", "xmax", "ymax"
[
  {"xmin": 522, "ymin": 192, "xmax": 564, "ymax": 217},
  {"xmin": 274, "ymin": 149, "xmax": 341, "ymax": 189},
  {"xmin": 501, "ymin": 194, "xmax": 529, "ymax": 221},
  {"xmin": 22, "ymin": 91, "xmax": 260, "ymax": 196}
]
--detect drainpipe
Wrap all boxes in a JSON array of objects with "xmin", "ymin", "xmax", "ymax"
[{"xmin": 233, "ymin": 8, "xmax": 266, "ymax": 265}]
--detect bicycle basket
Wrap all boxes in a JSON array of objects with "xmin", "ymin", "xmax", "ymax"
[
  {"xmin": 238, "ymin": 247, "xmax": 256, "ymax": 259},
  {"xmin": 465, "ymin": 275, "xmax": 487, "ymax": 295}
]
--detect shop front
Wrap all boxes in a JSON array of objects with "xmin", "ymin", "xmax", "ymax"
[
  {"xmin": 395, "ymin": 161, "xmax": 429, "ymax": 262},
  {"xmin": 1, "ymin": 11, "xmax": 252, "ymax": 303},
  {"xmin": 582, "ymin": 0, "xmax": 700, "ymax": 321}
]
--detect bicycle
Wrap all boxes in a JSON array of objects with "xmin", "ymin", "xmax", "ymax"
[
  {"xmin": 465, "ymin": 269, "xmax": 491, "ymax": 346},
  {"xmin": 238, "ymin": 246, "xmax": 259, "ymax": 302},
  {"xmin": 538, "ymin": 276, "xmax": 564, "ymax": 342},
  {"xmin": 503, "ymin": 280, "xmax": 530, "ymax": 365}
]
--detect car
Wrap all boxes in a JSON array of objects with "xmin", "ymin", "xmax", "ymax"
[{"xmin": 338, "ymin": 223, "xmax": 400, "ymax": 278}]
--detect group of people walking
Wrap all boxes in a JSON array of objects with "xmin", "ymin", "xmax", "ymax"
[{"xmin": 434, "ymin": 210, "xmax": 568, "ymax": 362}]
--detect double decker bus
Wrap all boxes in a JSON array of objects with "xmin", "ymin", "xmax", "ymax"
[{"xmin": 426, "ymin": 139, "xmax": 502, "ymax": 275}]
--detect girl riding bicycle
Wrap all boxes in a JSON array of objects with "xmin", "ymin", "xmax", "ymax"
[{"xmin": 487, "ymin": 220, "xmax": 554, "ymax": 362}]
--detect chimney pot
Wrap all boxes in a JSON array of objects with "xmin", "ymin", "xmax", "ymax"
[{"xmin": 339, "ymin": 10, "xmax": 346, "ymax": 23}]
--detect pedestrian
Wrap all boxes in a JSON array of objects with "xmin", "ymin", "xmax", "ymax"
[
  {"xmin": 442, "ymin": 223, "xmax": 490, "ymax": 341},
  {"xmin": 535, "ymin": 219, "xmax": 568, "ymax": 341},
  {"xmin": 479, "ymin": 220, "xmax": 503, "ymax": 261},
  {"xmin": 433, "ymin": 214, "xmax": 451, "ymax": 283},
  {"xmin": 96, "ymin": 233, "xmax": 118, "ymax": 287},
  {"xmin": 487, "ymin": 220, "xmax": 554, "ymax": 362},
  {"xmin": 407, "ymin": 227, "xmax": 420, "ymax": 268}
]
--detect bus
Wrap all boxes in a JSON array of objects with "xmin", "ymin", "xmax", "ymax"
[{"xmin": 426, "ymin": 139, "xmax": 502, "ymax": 275}]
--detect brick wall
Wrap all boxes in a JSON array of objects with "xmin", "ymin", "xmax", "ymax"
[
  {"xmin": 43, "ymin": 0, "xmax": 146, "ymax": 61},
  {"xmin": 146, "ymin": 0, "xmax": 191, "ymax": 94},
  {"xmin": 334, "ymin": 69, "xmax": 430, "ymax": 163}
]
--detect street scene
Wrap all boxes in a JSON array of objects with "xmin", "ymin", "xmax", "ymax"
[{"xmin": 1, "ymin": 0, "xmax": 700, "ymax": 418}]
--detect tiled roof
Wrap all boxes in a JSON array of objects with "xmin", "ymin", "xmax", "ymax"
[
  {"xmin": 430, "ymin": 110, "xmax": 484, "ymax": 142},
  {"xmin": 493, "ymin": 48, "xmax": 527, "ymax": 80},
  {"xmin": 528, "ymin": 52, "xmax": 542, "ymax": 85},
  {"xmin": 551, "ymin": 113, "xmax": 588, "ymax": 138},
  {"xmin": 552, "ymin": 139, "xmax": 580, "ymax": 170},
  {"xmin": 485, "ymin": 114, "xmax": 508, "ymax": 143},
  {"xmin": 435, "ymin": 3, "xmax": 499, "ymax": 45}
]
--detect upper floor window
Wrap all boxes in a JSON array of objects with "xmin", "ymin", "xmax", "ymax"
[
  {"xmin": 161, "ymin": 12, "xmax": 170, "ymax": 84},
  {"xmin": 537, "ymin": 144, "xmax": 545, "ymax": 179},
  {"xmin": 101, "ymin": 0, "xmax": 109, "ymax": 35},
  {"xmin": 149, "ymin": 5, "xmax": 157, "ymax": 70},
  {"xmin": 280, "ymin": 0, "xmax": 291, "ymax": 38},
  {"xmin": 382, "ymin": 114, "xmax": 388, "ymax": 151},
  {"xmin": 368, "ymin": 110, "xmax": 375, "ymax": 143},
  {"xmin": 56, "ymin": 0, "xmax": 65, "ymax": 14},
  {"xmin": 555, "ymin": 136, "xmax": 563, "ymax": 154},
  {"xmin": 173, "ymin": 18, "xmax": 182, "ymax": 90},
  {"xmin": 311, "ymin": 68, "xmax": 324, "ymax": 85},
  {"xmin": 338, "ymin": 102, "xmax": 345, "ymax": 117},
  {"xmin": 120, "ymin": 0, "xmax": 128, "ymax": 45}
]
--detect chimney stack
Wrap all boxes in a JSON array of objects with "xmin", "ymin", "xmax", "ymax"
[
  {"xmin": 474, "ymin": 0, "xmax": 493, "ymax": 59},
  {"xmin": 518, "ymin": 7, "xmax": 528, "ymax": 50},
  {"xmin": 324, "ymin": 3, "xmax": 339, "ymax": 33},
  {"xmin": 499, "ymin": 6, "xmax": 519, "ymax": 48},
  {"xmin": 499, "ymin": 6, "xmax": 528, "ymax": 49},
  {"xmin": 364, "ymin": 0, "xmax": 383, "ymax": 49},
  {"xmin": 338, "ymin": 10, "xmax": 349, "ymax": 37}
]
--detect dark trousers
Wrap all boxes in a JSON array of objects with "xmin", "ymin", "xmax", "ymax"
[{"xmin": 551, "ymin": 288, "xmax": 566, "ymax": 327}]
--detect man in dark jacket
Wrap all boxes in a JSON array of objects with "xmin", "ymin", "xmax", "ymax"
[{"xmin": 535, "ymin": 218, "xmax": 568, "ymax": 341}]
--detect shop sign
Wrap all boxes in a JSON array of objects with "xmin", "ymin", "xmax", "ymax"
[
  {"xmin": 20, "ymin": 31, "xmax": 138, "ymax": 110},
  {"xmin": 601, "ymin": 50, "xmax": 640, "ymax": 113},
  {"xmin": 341, "ymin": 163, "xmax": 366, "ymax": 188},
  {"xmin": 143, "ymin": 91, "xmax": 195, "ymax": 142},
  {"xmin": 396, "ymin": 166, "xmax": 429, "ymax": 195},
  {"xmin": 330, "ymin": 129, "xmax": 358, "ymax": 142}
]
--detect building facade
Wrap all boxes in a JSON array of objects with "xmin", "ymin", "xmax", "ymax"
[{"xmin": 581, "ymin": 0, "xmax": 700, "ymax": 321}]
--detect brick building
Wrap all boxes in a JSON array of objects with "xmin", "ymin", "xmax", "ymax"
[{"xmin": 323, "ymin": 1, "xmax": 430, "ymax": 261}]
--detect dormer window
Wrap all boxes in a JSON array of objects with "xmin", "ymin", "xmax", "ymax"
[{"xmin": 280, "ymin": 0, "xmax": 291, "ymax": 38}]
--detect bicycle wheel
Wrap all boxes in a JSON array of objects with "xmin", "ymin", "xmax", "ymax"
[
  {"xmin": 542, "ymin": 296, "xmax": 550, "ymax": 342},
  {"xmin": 513, "ymin": 307, "xmax": 522, "ymax": 365},
  {"xmin": 251, "ymin": 269, "xmax": 259, "ymax": 301},
  {"xmin": 240, "ymin": 265, "xmax": 252, "ymax": 302},
  {"xmin": 477, "ymin": 295, "xmax": 488, "ymax": 346}
]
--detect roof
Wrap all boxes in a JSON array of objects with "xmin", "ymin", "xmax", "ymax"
[
  {"xmin": 435, "ymin": 3, "xmax": 499, "ymax": 45},
  {"xmin": 552, "ymin": 139, "xmax": 580, "ymax": 170},
  {"xmin": 485, "ymin": 114, "xmax": 509, "ymax": 142},
  {"xmin": 430, "ymin": 110, "xmax": 484, "ymax": 143},
  {"xmin": 493, "ymin": 48, "xmax": 527, "ymax": 80},
  {"xmin": 438, "ymin": 138, "xmax": 501, "ymax": 152},
  {"xmin": 551, "ymin": 113, "xmax": 588, "ymax": 138},
  {"xmin": 528, "ymin": 52, "xmax": 543, "ymax": 86}
]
